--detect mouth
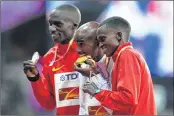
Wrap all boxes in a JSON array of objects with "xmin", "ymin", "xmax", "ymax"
[
  {"xmin": 51, "ymin": 31, "xmax": 60, "ymax": 36},
  {"xmin": 80, "ymin": 54, "xmax": 86, "ymax": 56},
  {"xmin": 78, "ymin": 53, "xmax": 88, "ymax": 57},
  {"xmin": 78, "ymin": 54, "xmax": 92, "ymax": 59},
  {"xmin": 101, "ymin": 45, "xmax": 107, "ymax": 54},
  {"xmin": 51, "ymin": 32, "xmax": 61, "ymax": 41}
]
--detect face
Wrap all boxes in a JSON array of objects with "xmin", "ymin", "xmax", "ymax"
[
  {"xmin": 74, "ymin": 32, "xmax": 99, "ymax": 60},
  {"xmin": 48, "ymin": 10, "xmax": 77, "ymax": 44},
  {"xmin": 97, "ymin": 27, "xmax": 120, "ymax": 57}
]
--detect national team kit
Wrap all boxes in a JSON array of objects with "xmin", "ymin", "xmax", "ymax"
[
  {"xmin": 32, "ymin": 41, "xmax": 113, "ymax": 115},
  {"xmin": 26, "ymin": 4, "xmax": 157, "ymax": 115}
]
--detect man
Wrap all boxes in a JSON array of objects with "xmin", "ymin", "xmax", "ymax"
[
  {"xmin": 74, "ymin": 21, "xmax": 113, "ymax": 115},
  {"xmin": 23, "ymin": 4, "xmax": 81, "ymax": 115},
  {"xmin": 74, "ymin": 21, "xmax": 102, "ymax": 62},
  {"xmin": 82, "ymin": 16, "xmax": 157, "ymax": 115}
]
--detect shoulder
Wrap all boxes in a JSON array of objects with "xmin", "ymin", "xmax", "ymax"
[
  {"xmin": 119, "ymin": 48, "xmax": 145, "ymax": 63},
  {"xmin": 44, "ymin": 47, "xmax": 56, "ymax": 58},
  {"xmin": 42, "ymin": 46, "xmax": 57, "ymax": 66}
]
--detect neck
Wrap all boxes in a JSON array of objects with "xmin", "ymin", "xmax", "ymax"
[
  {"xmin": 111, "ymin": 40, "xmax": 125, "ymax": 56},
  {"xmin": 61, "ymin": 39, "xmax": 70, "ymax": 44},
  {"xmin": 54, "ymin": 39, "xmax": 70, "ymax": 45},
  {"xmin": 120, "ymin": 40, "xmax": 125, "ymax": 45}
]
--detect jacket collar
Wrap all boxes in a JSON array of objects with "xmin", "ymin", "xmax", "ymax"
[
  {"xmin": 54, "ymin": 39, "xmax": 77, "ymax": 54},
  {"xmin": 112, "ymin": 42, "xmax": 132, "ymax": 61}
]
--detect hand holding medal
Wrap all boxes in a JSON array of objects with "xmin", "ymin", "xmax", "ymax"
[{"xmin": 23, "ymin": 52, "xmax": 40, "ymax": 82}]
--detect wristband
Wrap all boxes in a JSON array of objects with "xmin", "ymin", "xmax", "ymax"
[
  {"xmin": 93, "ymin": 88, "xmax": 101, "ymax": 96},
  {"xmin": 27, "ymin": 73, "xmax": 40, "ymax": 82}
]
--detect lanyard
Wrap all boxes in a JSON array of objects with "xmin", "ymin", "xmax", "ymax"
[
  {"xmin": 49, "ymin": 38, "xmax": 74, "ymax": 66},
  {"xmin": 115, "ymin": 45, "xmax": 133, "ymax": 63}
]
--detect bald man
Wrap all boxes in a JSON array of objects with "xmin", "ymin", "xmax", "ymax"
[
  {"xmin": 74, "ymin": 21, "xmax": 102, "ymax": 62},
  {"xmin": 74, "ymin": 22, "xmax": 113, "ymax": 115},
  {"xmin": 23, "ymin": 5, "xmax": 81, "ymax": 115}
]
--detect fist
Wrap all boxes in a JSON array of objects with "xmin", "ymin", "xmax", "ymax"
[
  {"xmin": 82, "ymin": 82, "xmax": 101, "ymax": 96},
  {"xmin": 23, "ymin": 60, "xmax": 39, "ymax": 78}
]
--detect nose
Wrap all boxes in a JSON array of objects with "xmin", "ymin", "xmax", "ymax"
[
  {"xmin": 49, "ymin": 25, "xmax": 57, "ymax": 34},
  {"xmin": 76, "ymin": 47, "xmax": 82, "ymax": 54},
  {"xmin": 76, "ymin": 47, "xmax": 84, "ymax": 55}
]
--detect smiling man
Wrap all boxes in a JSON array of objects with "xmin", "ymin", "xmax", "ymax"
[
  {"xmin": 23, "ymin": 4, "xmax": 81, "ymax": 115},
  {"xmin": 82, "ymin": 16, "xmax": 157, "ymax": 115},
  {"xmin": 74, "ymin": 21, "xmax": 113, "ymax": 115}
]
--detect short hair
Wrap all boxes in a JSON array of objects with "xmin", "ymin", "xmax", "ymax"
[
  {"xmin": 100, "ymin": 16, "xmax": 131, "ymax": 34},
  {"xmin": 75, "ymin": 21, "xmax": 99, "ymax": 42},
  {"xmin": 55, "ymin": 4, "xmax": 81, "ymax": 25}
]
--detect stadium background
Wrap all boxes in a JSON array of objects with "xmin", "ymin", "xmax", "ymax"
[{"xmin": 1, "ymin": 1, "xmax": 173, "ymax": 115}]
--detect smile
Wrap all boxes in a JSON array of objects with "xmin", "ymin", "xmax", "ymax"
[{"xmin": 52, "ymin": 33, "xmax": 60, "ymax": 37}]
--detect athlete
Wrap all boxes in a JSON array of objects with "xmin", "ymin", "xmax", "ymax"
[
  {"xmin": 82, "ymin": 16, "xmax": 157, "ymax": 115},
  {"xmin": 23, "ymin": 4, "xmax": 82, "ymax": 115},
  {"xmin": 74, "ymin": 21, "xmax": 113, "ymax": 115}
]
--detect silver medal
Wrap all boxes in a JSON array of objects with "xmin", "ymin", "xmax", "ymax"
[{"xmin": 31, "ymin": 52, "xmax": 39, "ymax": 65}]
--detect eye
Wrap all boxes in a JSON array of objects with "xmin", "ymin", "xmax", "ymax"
[
  {"xmin": 53, "ymin": 21, "xmax": 63, "ymax": 27},
  {"xmin": 99, "ymin": 36, "xmax": 106, "ymax": 42},
  {"xmin": 79, "ymin": 42, "xmax": 84, "ymax": 47}
]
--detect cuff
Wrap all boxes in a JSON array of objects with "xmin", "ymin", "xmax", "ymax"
[
  {"xmin": 94, "ymin": 90, "xmax": 107, "ymax": 102},
  {"xmin": 27, "ymin": 73, "xmax": 40, "ymax": 82}
]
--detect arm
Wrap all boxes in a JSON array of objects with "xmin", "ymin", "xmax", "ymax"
[
  {"xmin": 30, "ymin": 63, "xmax": 56, "ymax": 111},
  {"xmin": 24, "ymin": 60, "xmax": 56, "ymax": 110},
  {"xmin": 94, "ymin": 51, "xmax": 141, "ymax": 112}
]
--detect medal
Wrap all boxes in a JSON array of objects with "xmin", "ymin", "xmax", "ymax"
[{"xmin": 31, "ymin": 52, "xmax": 40, "ymax": 65}]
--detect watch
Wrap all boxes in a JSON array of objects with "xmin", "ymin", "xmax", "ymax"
[{"xmin": 27, "ymin": 73, "xmax": 40, "ymax": 82}]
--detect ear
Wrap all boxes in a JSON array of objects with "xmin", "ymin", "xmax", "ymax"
[
  {"xmin": 116, "ymin": 32, "xmax": 122, "ymax": 41},
  {"xmin": 72, "ymin": 23, "xmax": 78, "ymax": 30}
]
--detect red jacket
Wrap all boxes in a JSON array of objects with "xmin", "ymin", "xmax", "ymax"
[
  {"xmin": 30, "ymin": 40, "xmax": 80, "ymax": 115},
  {"xmin": 95, "ymin": 42, "xmax": 157, "ymax": 115}
]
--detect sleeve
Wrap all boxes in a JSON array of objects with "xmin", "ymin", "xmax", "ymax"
[
  {"xmin": 91, "ymin": 73, "xmax": 110, "ymax": 90},
  {"xmin": 30, "ymin": 63, "xmax": 56, "ymax": 110},
  {"xmin": 94, "ymin": 50, "xmax": 142, "ymax": 112}
]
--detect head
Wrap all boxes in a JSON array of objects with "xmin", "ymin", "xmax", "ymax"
[
  {"xmin": 97, "ymin": 16, "xmax": 131, "ymax": 57},
  {"xmin": 48, "ymin": 4, "xmax": 81, "ymax": 44},
  {"xmin": 74, "ymin": 21, "xmax": 102, "ymax": 61}
]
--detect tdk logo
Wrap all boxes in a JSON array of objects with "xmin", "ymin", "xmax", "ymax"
[{"xmin": 60, "ymin": 73, "xmax": 79, "ymax": 81}]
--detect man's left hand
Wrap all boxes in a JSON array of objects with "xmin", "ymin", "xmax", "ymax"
[{"xmin": 82, "ymin": 82, "xmax": 101, "ymax": 96}]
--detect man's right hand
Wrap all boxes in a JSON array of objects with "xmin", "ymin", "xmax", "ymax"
[{"xmin": 23, "ymin": 60, "xmax": 39, "ymax": 78}]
